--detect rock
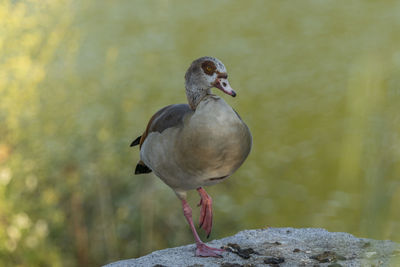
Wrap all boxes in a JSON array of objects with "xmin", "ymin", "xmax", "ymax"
[{"xmin": 104, "ymin": 228, "xmax": 400, "ymax": 267}]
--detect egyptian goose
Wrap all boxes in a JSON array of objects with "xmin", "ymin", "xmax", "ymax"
[{"xmin": 130, "ymin": 57, "xmax": 252, "ymax": 257}]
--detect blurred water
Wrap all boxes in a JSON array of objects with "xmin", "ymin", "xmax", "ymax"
[{"xmin": 1, "ymin": 1, "xmax": 400, "ymax": 266}]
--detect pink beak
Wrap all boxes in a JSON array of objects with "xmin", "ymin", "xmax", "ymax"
[{"xmin": 213, "ymin": 78, "xmax": 236, "ymax": 97}]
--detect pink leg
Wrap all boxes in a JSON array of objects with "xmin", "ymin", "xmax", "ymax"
[
  {"xmin": 182, "ymin": 199, "xmax": 224, "ymax": 257},
  {"xmin": 197, "ymin": 187, "xmax": 213, "ymax": 238}
]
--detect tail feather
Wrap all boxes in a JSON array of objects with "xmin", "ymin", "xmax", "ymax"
[
  {"xmin": 130, "ymin": 136, "xmax": 141, "ymax": 147},
  {"xmin": 135, "ymin": 161, "xmax": 152, "ymax": 174}
]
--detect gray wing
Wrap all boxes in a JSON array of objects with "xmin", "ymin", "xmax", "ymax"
[
  {"xmin": 137, "ymin": 104, "xmax": 193, "ymax": 148},
  {"xmin": 132, "ymin": 103, "xmax": 193, "ymax": 175}
]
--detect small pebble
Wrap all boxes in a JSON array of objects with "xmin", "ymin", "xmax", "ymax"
[
  {"xmin": 361, "ymin": 242, "xmax": 371, "ymax": 248},
  {"xmin": 264, "ymin": 256, "xmax": 285, "ymax": 264},
  {"xmin": 223, "ymin": 243, "xmax": 256, "ymax": 259},
  {"xmin": 310, "ymin": 251, "xmax": 346, "ymax": 263},
  {"xmin": 220, "ymin": 263, "xmax": 242, "ymax": 267}
]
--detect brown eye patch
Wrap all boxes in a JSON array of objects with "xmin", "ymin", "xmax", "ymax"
[{"xmin": 201, "ymin": 60, "xmax": 217, "ymax": 76}]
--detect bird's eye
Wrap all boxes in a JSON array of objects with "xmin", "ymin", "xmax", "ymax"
[{"xmin": 201, "ymin": 60, "xmax": 216, "ymax": 75}]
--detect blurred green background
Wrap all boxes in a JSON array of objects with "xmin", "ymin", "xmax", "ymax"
[{"xmin": 1, "ymin": 0, "xmax": 400, "ymax": 266}]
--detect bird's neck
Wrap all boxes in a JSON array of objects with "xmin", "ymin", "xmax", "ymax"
[{"xmin": 185, "ymin": 85, "xmax": 210, "ymax": 110}]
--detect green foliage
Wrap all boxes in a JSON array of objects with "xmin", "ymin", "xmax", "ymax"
[{"xmin": 1, "ymin": 1, "xmax": 400, "ymax": 266}]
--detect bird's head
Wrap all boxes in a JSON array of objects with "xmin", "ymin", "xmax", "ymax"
[{"xmin": 185, "ymin": 56, "xmax": 236, "ymax": 97}]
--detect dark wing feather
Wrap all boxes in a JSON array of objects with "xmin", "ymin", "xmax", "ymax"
[
  {"xmin": 135, "ymin": 161, "xmax": 152, "ymax": 174},
  {"xmin": 130, "ymin": 136, "xmax": 141, "ymax": 147}
]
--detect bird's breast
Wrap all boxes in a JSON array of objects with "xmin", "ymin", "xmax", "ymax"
[{"xmin": 175, "ymin": 96, "xmax": 252, "ymax": 178}]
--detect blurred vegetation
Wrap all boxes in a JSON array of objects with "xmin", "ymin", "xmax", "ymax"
[{"xmin": 1, "ymin": 0, "xmax": 400, "ymax": 266}]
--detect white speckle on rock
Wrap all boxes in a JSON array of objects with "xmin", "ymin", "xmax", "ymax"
[{"xmin": 365, "ymin": 251, "xmax": 377, "ymax": 258}]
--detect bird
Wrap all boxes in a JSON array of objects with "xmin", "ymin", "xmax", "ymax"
[{"xmin": 130, "ymin": 56, "xmax": 252, "ymax": 257}]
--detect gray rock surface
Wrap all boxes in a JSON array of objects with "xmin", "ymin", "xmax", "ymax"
[{"xmin": 104, "ymin": 228, "xmax": 400, "ymax": 267}]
